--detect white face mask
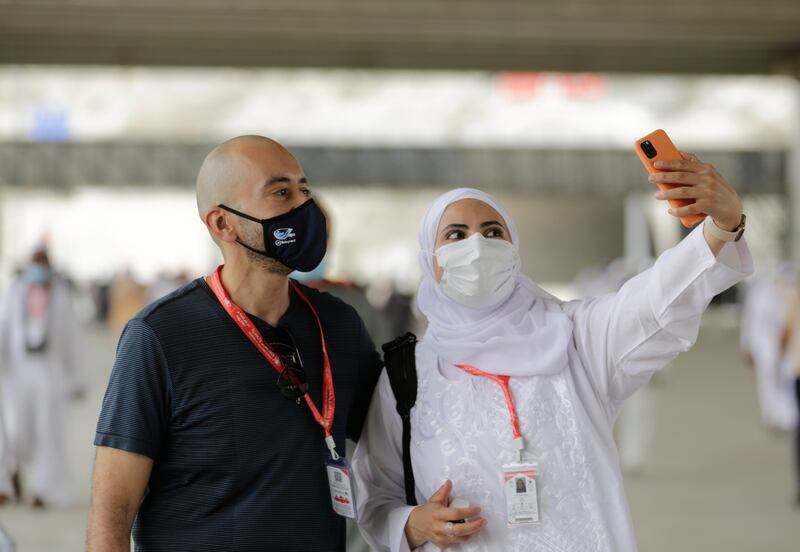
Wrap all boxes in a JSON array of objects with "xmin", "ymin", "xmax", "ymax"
[{"xmin": 435, "ymin": 232, "xmax": 520, "ymax": 308}]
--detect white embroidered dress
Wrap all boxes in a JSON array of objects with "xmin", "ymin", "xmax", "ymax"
[{"xmin": 354, "ymin": 223, "xmax": 752, "ymax": 552}]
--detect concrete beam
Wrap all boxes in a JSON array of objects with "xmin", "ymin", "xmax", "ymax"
[{"xmin": 0, "ymin": 141, "xmax": 785, "ymax": 197}]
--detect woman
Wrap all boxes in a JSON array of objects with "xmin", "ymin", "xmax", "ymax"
[{"xmin": 354, "ymin": 155, "xmax": 752, "ymax": 551}]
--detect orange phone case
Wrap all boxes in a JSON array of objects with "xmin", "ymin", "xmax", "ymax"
[{"xmin": 634, "ymin": 129, "xmax": 705, "ymax": 228}]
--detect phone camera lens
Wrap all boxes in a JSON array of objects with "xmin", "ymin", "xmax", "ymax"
[{"xmin": 641, "ymin": 140, "xmax": 658, "ymax": 159}]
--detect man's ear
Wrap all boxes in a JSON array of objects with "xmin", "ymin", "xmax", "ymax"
[{"xmin": 206, "ymin": 207, "xmax": 238, "ymax": 243}]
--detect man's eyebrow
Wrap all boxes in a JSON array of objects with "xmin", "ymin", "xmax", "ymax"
[
  {"xmin": 263, "ymin": 176, "xmax": 309, "ymax": 187},
  {"xmin": 266, "ymin": 176, "xmax": 292, "ymax": 186},
  {"xmin": 480, "ymin": 220, "xmax": 504, "ymax": 228}
]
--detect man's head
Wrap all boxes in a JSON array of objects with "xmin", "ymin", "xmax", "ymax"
[{"xmin": 196, "ymin": 135, "xmax": 314, "ymax": 275}]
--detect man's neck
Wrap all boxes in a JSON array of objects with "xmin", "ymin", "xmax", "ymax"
[{"xmin": 217, "ymin": 258, "xmax": 291, "ymax": 327}]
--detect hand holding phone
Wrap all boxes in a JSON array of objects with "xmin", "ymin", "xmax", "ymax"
[{"xmin": 634, "ymin": 129, "xmax": 705, "ymax": 228}]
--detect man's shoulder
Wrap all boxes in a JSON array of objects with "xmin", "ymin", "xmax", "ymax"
[
  {"xmin": 132, "ymin": 278, "xmax": 214, "ymax": 331},
  {"xmin": 292, "ymin": 280, "xmax": 359, "ymax": 318}
]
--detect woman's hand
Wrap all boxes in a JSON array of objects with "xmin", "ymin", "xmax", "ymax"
[
  {"xmin": 650, "ymin": 152, "xmax": 744, "ymax": 232},
  {"xmin": 404, "ymin": 480, "xmax": 486, "ymax": 549}
]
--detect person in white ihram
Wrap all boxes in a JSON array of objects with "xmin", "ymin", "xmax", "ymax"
[
  {"xmin": 740, "ymin": 266, "xmax": 799, "ymax": 432},
  {"xmin": 0, "ymin": 246, "xmax": 86, "ymax": 507},
  {"xmin": 0, "ymin": 405, "xmax": 11, "ymax": 505},
  {"xmin": 353, "ymin": 153, "xmax": 753, "ymax": 551}
]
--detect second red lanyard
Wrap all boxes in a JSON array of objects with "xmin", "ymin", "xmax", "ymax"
[{"xmin": 457, "ymin": 363, "xmax": 525, "ymax": 460}]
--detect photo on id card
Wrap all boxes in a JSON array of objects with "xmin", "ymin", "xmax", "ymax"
[{"xmin": 502, "ymin": 462, "xmax": 540, "ymax": 526}]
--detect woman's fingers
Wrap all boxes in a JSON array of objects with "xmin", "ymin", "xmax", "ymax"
[
  {"xmin": 655, "ymin": 185, "xmax": 708, "ymax": 201},
  {"xmin": 432, "ymin": 517, "xmax": 487, "ymax": 548},
  {"xmin": 652, "ymin": 159, "xmax": 712, "ymax": 173},
  {"xmin": 668, "ymin": 202, "xmax": 706, "ymax": 218},
  {"xmin": 429, "ymin": 480, "xmax": 452, "ymax": 505},
  {"xmin": 453, "ymin": 517, "xmax": 487, "ymax": 538},
  {"xmin": 649, "ymin": 171, "xmax": 702, "ymax": 185},
  {"xmin": 437, "ymin": 505, "xmax": 481, "ymax": 521}
]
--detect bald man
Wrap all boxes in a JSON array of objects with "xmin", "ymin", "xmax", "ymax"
[{"xmin": 88, "ymin": 136, "xmax": 382, "ymax": 552}]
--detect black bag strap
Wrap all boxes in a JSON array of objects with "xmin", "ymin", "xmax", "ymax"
[{"xmin": 382, "ymin": 332, "xmax": 419, "ymax": 506}]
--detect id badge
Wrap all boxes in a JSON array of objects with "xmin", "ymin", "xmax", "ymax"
[
  {"xmin": 502, "ymin": 461, "xmax": 540, "ymax": 525},
  {"xmin": 325, "ymin": 457, "xmax": 357, "ymax": 519}
]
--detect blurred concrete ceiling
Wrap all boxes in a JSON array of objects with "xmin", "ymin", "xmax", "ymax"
[{"xmin": 1, "ymin": 0, "xmax": 799, "ymax": 75}]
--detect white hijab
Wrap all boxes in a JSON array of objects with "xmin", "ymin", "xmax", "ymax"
[{"xmin": 417, "ymin": 188, "xmax": 573, "ymax": 377}]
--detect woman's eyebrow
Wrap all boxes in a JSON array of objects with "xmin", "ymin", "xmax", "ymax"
[
  {"xmin": 442, "ymin": 223, "xmax": 469, "ymax": 232},
  {"xmin": 480, "ymin": 220, "xmax": 504, "ymax": 228}
]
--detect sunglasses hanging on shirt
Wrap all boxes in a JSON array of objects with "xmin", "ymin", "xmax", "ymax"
[{"xmin": 264, "ymin": 327, "xmax": 309, "ymax": 402}]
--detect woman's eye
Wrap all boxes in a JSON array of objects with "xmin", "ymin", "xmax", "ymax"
[
  {"xmin": 485, "ymin": 227, "xmax": 504, "ymax": 239},
  {"xmin": 446, "ymin": 230, "xmax": 466, "ymax": 240}
]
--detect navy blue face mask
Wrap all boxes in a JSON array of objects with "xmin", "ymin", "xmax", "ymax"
[{"xmin": 219, "ymin": 199, "xmax": 328, "ymax": 273}]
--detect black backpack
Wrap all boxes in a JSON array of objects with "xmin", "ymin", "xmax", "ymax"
[{"xmin": 381, "ymin": 332, "xmax": 419, "ymax": 506}]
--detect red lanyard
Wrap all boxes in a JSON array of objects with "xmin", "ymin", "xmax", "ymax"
[
  {"xmin": 208, "ymin": 265, "xmax": 340, "ymax": 459},
  {"xmin": 456, "ymin": 363, "xmax": 525, "ymax": 460}
]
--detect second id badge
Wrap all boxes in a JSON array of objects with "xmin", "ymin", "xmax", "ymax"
[
  {"xmin": 325, "ymin": 457, "xmax": 357, "ymax": 519},
  {"xmin": 502, "ymin": 461, "xmax": 540, "ymax": 525}
]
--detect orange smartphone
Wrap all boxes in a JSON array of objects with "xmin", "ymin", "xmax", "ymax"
[{"xmin": 634, "ymin": 129, "xmax": 705, "ymax": 228}]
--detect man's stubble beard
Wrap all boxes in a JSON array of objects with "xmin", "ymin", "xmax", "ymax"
[{"xmin": 239, "ymin": 224, "xmax": 292, "ymax": 276}]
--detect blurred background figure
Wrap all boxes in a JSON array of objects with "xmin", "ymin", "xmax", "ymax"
[
  {"xmin": 779, "ymin": 278, "xmax": 800, "ymax": 507},
  {"xmin": 741, "ymin": 263, "xmax": 800, "ymax": 433},
  {"xmin": 0, "ymin": 400, "xmax": 12, "ymax": 505},
  {"xmin": 0, "ymin": 411, "xmax": 12, "ymax": 551},
  {"xmin": 106, "ymin": 271, "xmax": 147, "ymax": 335},
  {"xmin": 147, "ymin": 271, "xmax": 191, "ymax": 305},
  {"xmin": 0, "ymin": 245, "xmax": 86, "ymax": 508}
]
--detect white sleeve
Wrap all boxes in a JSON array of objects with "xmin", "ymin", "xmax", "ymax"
[
  {"xmin": 353, "ymin": 371, "xmax": 416, "ymax": 552},
  {"xmin": 564, "ymin": 224, "xmax": 753, "ymax": 415}
]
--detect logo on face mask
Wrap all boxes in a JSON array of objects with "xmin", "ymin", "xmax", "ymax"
[{"xmin": 273, "ymin": 227, "xmax": 297, "ymax": 246}]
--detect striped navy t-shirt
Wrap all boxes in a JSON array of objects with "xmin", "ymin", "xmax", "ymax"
[{"xmin": 95, "ymin": 278, "xmax": 383, "ymax": 552}]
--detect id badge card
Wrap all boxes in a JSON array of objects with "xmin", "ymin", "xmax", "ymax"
[
  {"xmin": 325, "ymin": 457, "xmax": 357, "ymax": 519},
  {"xmin": 502, "ymin": 461, "xmax": 540, "ymax": 525}
]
